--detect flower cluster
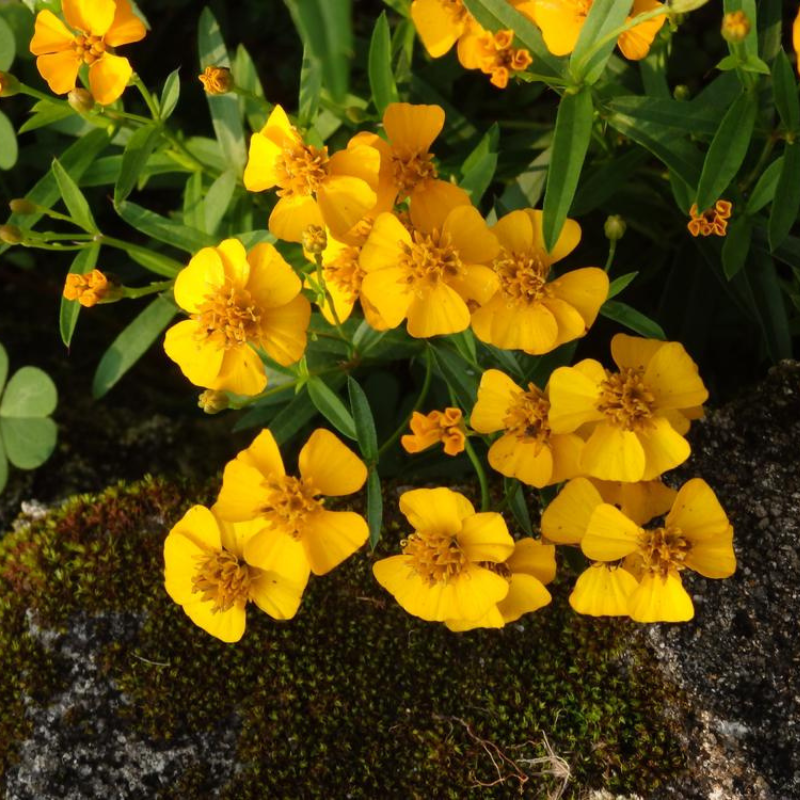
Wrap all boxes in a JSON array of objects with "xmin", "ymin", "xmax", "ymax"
[{"xmin": 687, "ymin": 200, "xmax": 733, "ymax": 237}]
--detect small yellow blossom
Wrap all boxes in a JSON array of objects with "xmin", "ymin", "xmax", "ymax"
[
  {"xmin": 163, "ymin": 239, "xmax": 311, "ymax": 397},
  {"xmin": 214, "ymin": 428, "xmax": 369, "ymax": 577},
  {"xmin": 30, "ymin": 0, "xmax": 146, "ymax": 106},
  {"xmin": 197, "ymin": 389, "xmax": 229, "ymax": 415},
  {"xmin": 687, "ymin": 200, "xmax": 732, "ymax": 237},
  {"xmin": 457, "ymin": 28, "xmax": 533, "ymax": 88},
  {"xmin": 373, "ymin": 487, "xmax": 515, "ymax": 622},
  {"xmin": 721, "ymin": 11, "xmax": 750, "ymax": 44},
  {"xmin": 411, "ymin": 0, "xmax": 474, "ymax": 58},
  {"xmin": 63, "ymin": 269, "xmax": 116, "ymax": 307},
  {"xmin": 548, "ymin": 333, "xmax": 708, "ymax": 481},
  {"xmin": 199, "ymin": 65, "xmax": 232, "ymax": 95},
  {"xmin": 164, "ymin": 506, "xmax": 309, "ymax": 643},
  {"xmin": 401, "ymin": 407, "xmax": 466, "ymax": 456},
  {"xmin": 470, "ymin": 369, "xmax": 582, "ymax": 488},
  {"xmin": 471, "ymin": 209, "xmax": 609, "ymax": 355}
]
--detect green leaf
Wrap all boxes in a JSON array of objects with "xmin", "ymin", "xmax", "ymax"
[
  {"xmin": 298, "ymin": 45, "xmax": 322, "ymax": 127},
  {"xmin": 52, "ymin": 157, "xmax": 97, "ymax": 233},
  {"xmin": 572, "ymin": 149, "xmax": 648, "ymax": 215},
  {"xmin": 745, "ymin": 157, "xmax": 782, "ymax": 214},
  {"xmin": 127, "ymin": 247, "xmax": 184, "ymax": 278},
  {"xmin": 600, "ymin": 300, "xmax": 666, "ymax": 339},
  {"xmin": 607, "ymin": 96, "xmax": 722, "ymax": 138},
  {"xmin": 695, "ymin": 90, "xmax": 757, "ymax": 211},
  {"xmin": 721, "ymin": 216, "xmax": 752, "ymax": 279},
  {"xmin": 0, "ymin": 16, "xmax": 16, "ymax": 70},
  {"xmin": 0, "ymin": 343, "xmax": 6, "ymax": 396},
  {"xmin": 366, "ymin": 469, "xmax": 383, "ymax": 548},
  {"xmin": 307, "ymin": 377, "xmax": 357, "ymax": 440},
  {"xmin": 368, "ymin": 12, "xmax": 398, "ymax": 116},
  {"xmin": 1, "ymin": 417, "xmax": 57, "ymax": 470},
  {"xmin": 0, "ymin": 114, "xmax": 18, "ymax": 170},
  {"xmin": 253, "ymin": 387, "xmax": 318, "ymax": 443},
  {"xmin": 772, "ymin": 50, "xmax": 800, "ymax": 133},
  {"xmin": 543, "ymin": 88, "xmax": 593, "ymax": 252},
  {"xmin": 18, "ymin": 102, "xmax": 74, "ymax": 134},
  {"xmin": 0, "ymin": 438, "xmax": 7, "ymax": 494},
  {"xmin": 183, "ymin": 171, "xmax": 204, "ymax": 230},
  {"xmin": 115, "ymin": 200, "xmax": 215, "ymax": 253},
  {"xmin": 197, "ymin": 8, "xmax": 246, "ymax": 172},
  {"xmin": 430, "ymin": 344, "xmax": 479, "ymax": 409},
  {"xmin": 234, "ymin": 44, "xmax": 269, "ymax": 131},
  {"xmin": 160, "ymin": 69, "xmax": 181, "ymax": 120},
  {"xmin": 570, "ymin": 0, "xmax": 632, "ymax": 85},
  {"xmin": 768, "ymin": 140, "xmax": 800, "ymax": 251},
  {"xmin": 745, "ymin": 249, "xmax": 792, "ymax": 362},
  {"xmin": 498, "ymin": 148, "xmax": 550, "ymax": 211},
  {"xmin": 92, "ymin": 296, "xmax": 176, "ymax": 399},
  {"xmin": 505, "ymin": 478, "xmax": 532, "ymax": 535},
  {"xmin": 607, "ymin": 271, "xmax": 638, "ymax": 299},
  {"xmin": 347, "ymin": 377, "xmax": 378, "ymax": 463},
  {"xmin": 0, "ymin": 367, "xmax": 57, "ymax": 418},
  {"xmin": 114, "ymin": 123, "xmax": 161, "ymax": 204},
  {"xmin": 204, "ymin": 170, "xmax": 237, "ymax": 235},
  {"xmin": 460, "ymin": 123, "xmax": 499, "ymax": 203},
  {"xmin": 59, "ymin": 243, "xmax": 100, "ymax": 347}
]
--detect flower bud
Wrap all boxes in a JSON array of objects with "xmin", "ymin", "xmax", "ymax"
[
  {"xmin": 68, "ymin": 88, "xmax": 95, "ymax": 114},
  {"xmin": 302, "ymin": 225, "xmax": 327, "ymax": 255},
  {"xmin": 0, "ymin": 72, "xmax": 20, "ymax": 98},
  {"xmin": 673, "ymin": 84, "xmax": 691, "ymax": 101},
  {"xmin": 63, "ymin": 269, "xmax": 120, "ymax": 307},
  {"xmin": 0, "ymin": 224, "xmax": 23, "ymax": 244},
  {"xmin": 9, "ymin": 198, "xmax": 37, "ymax": 215},
  {"xmin": 721, "ymin": 11, "xmax": 750, "ymax": 44},
  {"xmin": 197, "ymin": 389, "xmax": 229, "ymax": 414},
  {"xmin": 198, "ymin": 66, "xmax": 233, "ymax": 95},
  {"xmin": 604, "ymin": 215, "xmax": 627, "ymax": 242}
]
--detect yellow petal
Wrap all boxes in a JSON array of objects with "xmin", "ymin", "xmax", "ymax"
[
  {"xmin": 492, "ymin": 209, "xmax": 534, "ymax": 254},
  {"xmin": 661, "ymin": 407, "xmax": 691, "ymax": 436},
  {"xmin": 359, "ymin": 268, "xmax": 413, "ymax": 329},
  {"xmin": 163, "ymin": 319, "xmax": 224, "ymax": 388},
  {"xmin": 244, "ymin": 527, "xmax": 307, "ymax": 577},
  {"xmin": 534, "ymin": 0, "xmax": 584, "ymax": 56},
  {"xmin": 222, "ymin": 517, "xmax": 266, "ymax": 558},
  {"xmin": 182, "ymin": 600, "xmax": 246, "ymax": 643},
  {"xmin": 497, "ymin": 573, "xmax": 551, "ymax": 623},
  {"xmin": 506, "ymin": 538, "xmax": 557, "ymax": 585},
  {"xmin": 328, "ymin": 143, "xmax": 380, "ymax": 190},
  {"xmin": 359, "ymin": 213, "xmax": 411, "ymax": 272},
  {"xmin": 628, "ymin": 571, "xmax": 694, "ymax": 623},
  {"xmin": 582, "ymin": 504, "xmax": 642, "ymax": 561},
  {"xmin": 470, "ymin": 369, "xmax": 518, "ymax": 433},
  {"xmin": 406, "ymin": 282, "xmax": 470, "ymax": 338},
  {"xmin": 569, "ymin": 564, "xmax": 638, "ymax": 617},
  {"xmin": 488, "ymin": 434, "xmax": 554, "ymax": 488},
  {"xmin": 458, "ymin": 512, "xmax": 514, "ymax": 563},
  {"xmin": 317, "ymin": 175, "xmax": 378, "ymax": 240},
  {"xmin": 36, "ymin": 51, "xmax": 81, "ymax": 95},
  {"xmin": 548, "ymin": 267, "xmax": 609, "ymax": 327},
  {"xmin": 164, "ymin": 530, "xmax": 206, "ymax": 605},
  {"xmin": 643, "ymin": 341, "xmax": 708, "ymax": 411},
  {"xmin": 446, "ymin": 606, "xmax": 506, "ymax": 632},
  {"xmin": 214, "ymin": 460, "xmax": 270, "ymax": 521},
  {"xmin": 580, "ymin": 423, "xmax": 646, "ymax": 482},
  {"xmin": 540, "ymin": 477, "xmax": 604, "ymax": 545},
  {"xmin": 547, "ymin": 363, "xmax": 604, "ymax": 433},
  {"xmin": 165, "ymin": 504, "xmax": 222, "ymax": 558},
  {"xmin": 298, "ymin": 428, "xmax": 367, "ymax": 496},
  {"xmin": 610, "ymin": 333, "xmax": 664, "ymax": 372},
  {"xmin": 442, "ymin": 206, "xmax": 500, "ymax": 265},
  {"xmin": 249, "ymin": 568, "xmax": 308, "ymax": 621},
  {"xmin": 212, "ymin": 346, "xmax": 267, "ymax": 396},
  {"xmin": 384, "ymin": 102, "xmax": 444, "ymax": 155},
  {"xmin": 410, "ymin": 0, "xmax": 466, "ymax": 57},
  {"xmin": 685, "ymin": 530, "xmax": 736, "ymax": 579},
  {"xmin": 259, "ymin": 294, "xmax": 311, "ymax": 366},
  {"xmin": 409, "ymin": 179, "xmax": 471, "ymax": 232},
  {"xmin": 301, "ymin": 509, "xmax": 369, "ymax": 575},
  {"xmin": 665, "ymin": 478, "xmax": 732, "ymax": 542},
  {"xmin": 246, "ymin": 243, "xmax": 301, "ymax": 309},
  {"xmin": 63, "ymin": 0, "xmax": 115, "ymax": 36},
  {"xmin": 447, "ymin": 563, "xmax": 512, "ymax": 621},
  {"xmin": 88, "ymin": 53, "xmax": 132, "ymax": 105},
  {"xmin": 269, "ymin": 195, "xmax": 324, "ymax": 244},
  {"xmin": 491, "ymin": 301, "xmax": 559, "ymax": 354},
  {"xmin": 618, "ymin": 0, "xmax": 665, "ymax": 61},
  {"xmin": 399, "ymin": 487, "xmax": 474, "ymax": 535},
  {"xmin": 539, "ymin": 297, "xmax": 587, "ymax": 350},
  {"xmin": 104, "ymin": 0, "xmax": 147, "ymax": 46},
  {"xmin": 236, "ymin": 429, "xmax": 285, "ymax": 478},
  {"xmin": 636, "ymin": 417, "xmax": 691, "ymax": 481},
  {"xmin": 30, "ymin": 10, "xmax": 75, "ymax": 55},
  {"xmin": 244, "ymin": 130, "xmax": 283, "ymax": 191},
  {"xmin": 174, "ymin": 247, "xmax": 224, "ymax": 313},
  {"xmin": 527, "ymin": 208, "xmax": 581, "ymax": 262},
  {"xmin": 617, "ymin": 479, "xmax": 677, "ymax": 526},
  {"xmin": 215, "ymin": 238, "xmax": 249, "ymax": 285},
  {"xmin": 448, "ymin": 265, "xmax": 499, "ymax": 305},
  {"xmin": 548, "ymin": 432, "xmax": 584, "ymax": 484}
]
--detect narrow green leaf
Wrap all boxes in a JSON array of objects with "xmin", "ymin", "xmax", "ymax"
[
  {"xmin": 460, "ymin": 123, "xmax": 500, "ymax": 203},
  {"xmin": 721, "ymin": 217, "xmax": 752, "ymax": 279},
  {"xmin": 430, "ymin": 344, "xmax": 479, "ymax": 409},
  {"xmin": 745, "ymin": 157, "xmax": 782, "ymax": 214},
  {"xmin": 607, "ymin": 96, "xmax": 722, "ymax": 137},
  {"xmin": 505, "ymin": 478, "xmax": 532, "ymax": 535},
  {"xmin": 695, "ymin": 90, "xmax": 756, "ymax": 211},
  {"xmin": 368, "ymin": 12, "xmax": 399, "ymax": 116},
  {"xmin": 0, "ymin": 343, "xmax": 7, "ymax": 396},
  {"xmin": 234, "ymin": 44, "xmax": 269, "ymax": 131},
  {"xmin": 0, "ymin": 367, "xmax": 57, "ymax": 418},
  {"xmin": 543, "ymin": 88, "xmax": 593, "ymax": 252},
  {"xmin": 572, "ymin": 149, "xmax": 648, "ymax": 215},
  {"xmin": 768, "ymin": 140, "xmax": 800, "ymax": 251},
  {"xmin": 1, "ymin": 417, "xmax": 57, "ymax": 470},
  {"xmin": 52, "ymin": 158, "xmax": 97, "ymax": 232},
  {"xmin": 18, "ymin": 103, "xmax": 74, "ymax": 134},
  {"xmin": 160, "ymin": 69, "xmax": 181, "ymax": 120},
  {"xmin": 570, "ymin": 0, "xmax": 632, "ymax": 85},
  {"xmin": 127, "ymin": 248, "xmax": 184, "ymax": 278},
  {"xmin": 183, "ymin": 171, "xmax": 205, "ymax": 231},
  {"xmin": 772, "ymin": 50, "xmax": 800, "ymax": 133},
  {"xmin": 0, "ymin": 16, "xmax": 16, "ymax": 70},
  {"xmin": 499, "ymin": 148, "xmax": 550, "ymax": 212},
  {"xmin": 203, "ymin": 170, "xmax": 237, "ymax": 235},
  {"xmin": 600, "ymin": 300, "xmax": 666, "ymax": 339},
  {"xmin": 367, "ymin": 470, "xmax": 383, "ymax": 548},
  {"xmin": 607, "ymin": 271, "xmax": 638, "ymax": 299},
  {"xmin": 92, "ymin": 296, "xmax": 176, "ymax": 399},
  {"xmin": 114, "ymin": 123, "xmax": 161, "ymax": 204},
  {"xmin": 298, "ymin": 44, "xmax": 322, "ymax": 127},
  {"xmin": 0, "ymin": 112, "xmax": 13, "ymax": 169},
  {"xmin": 347, "ymin": 377, "xmax": 378, "ymax": 463},
  {"xmin": 307, "ymin": 377, "xmax": 357, "ymax": 440},
  {"xmin": 59, "ymin": 243, "xmax": 100, "ymax": 347},
  {"xmin": 115, "ymin": 200, "xmax": 215, "ymax": 253},
  {"xmin": 745, "ymin": 249, "xmax": 792, "ymax": 361},
  {"xmin": 249, "ymin": 387, "xmax": 318, "ymax": 443}
]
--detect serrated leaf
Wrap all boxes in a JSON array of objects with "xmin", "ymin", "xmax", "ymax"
[
  {"xmin": 347, "ymin": 377, "xmax": 378, "ymax": 463},
  {"xmin": 60, "ymin": 243, "xmax": 100, "ymax": 347},
  {"xmin": 307, "ymin": 377, "xmax": 357, "ymax": 440},
  {"xmin": 600, "ymin": 300, "xmax": 666, "ymax": 339},
  {"xmin": 368, "ymin": 12, "xmax": 398, "ymax": 116},
  {"xmin": 0, "ymin": 367, "xmax": 57, "ymax": 418},
  {"xmin": 768, "ymin": 140, "xmax": 800, "ymax": 251},
  {"xmin": 367, "ymin": 470, "xmax": 383, "ymax": 548},
  {"xmin": 160, "ymin": 69, "xmax": 181, "ymax": 120},
  {"xmin": 52, "ymin": 157, "xmax": 97, "ymax": 232},
  {"xmin": 1, "ymin": 417, "xmax": 57, "ymax": 470},
  {"xmin": 115, "ymin": 200, "xmax": 215, "ymax": 253},
  {"xmin": 114, "ymin": 123, "xmax": 161, "ymax": 204}
]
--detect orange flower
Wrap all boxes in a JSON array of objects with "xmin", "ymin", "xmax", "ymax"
[
  {"xmin": 401, "ymin": 408, "xmax": 466, "ymax": 456},
  {"xmin": 457, "ymin": 28, "xmax": 533, "ymax": 88},
  {"xmin": 198, "ymin": 66, "xmax": 232, "ymax": 95},
  {"xmin": 63, "ymin": 269, "xmax": 117, "ymax": 307},
  {"xmin": 687, "ymin": 200, "xmax": 732, "ymax": 237}
]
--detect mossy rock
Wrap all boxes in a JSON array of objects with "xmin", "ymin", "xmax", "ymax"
[{"xmin": 0, "ymin": 477, "xmax": 683, "ymax": 798}]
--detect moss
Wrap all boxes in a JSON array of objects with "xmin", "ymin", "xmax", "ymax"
[{"xmin": 0, "ymin": 477, "xmax": 685, "ymax": 797}]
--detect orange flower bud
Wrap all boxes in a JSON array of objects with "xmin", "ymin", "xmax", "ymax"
[
  {"xmin": 721, "ymin": 10, "xmax": 750, "ymax": 44},
  {"xmin": 198, "ymin": 66, "xmax": 233, "ymax": 95},
  {"xmin": 401, "ymin": 408, "xmax": 466, "ymax": 456},
  {"xmin": 63, "ymin": 269, "xmax": 119, "ymax": 307}
]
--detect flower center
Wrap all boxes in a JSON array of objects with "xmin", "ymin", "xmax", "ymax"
[
  {"xmin": 276, "ymin": 142, "xmax": 330, "ymax": 198},
  {"xmin": 392, "ymin": 151, "xmax": 438, "ymax": 197},
  {"xmin": 192, "ymin": 549, "xmax": 255, "ymax": 613},
  {"xmin": 324, "ymin": 246, "xmax": 365, "ymax": 305},
  {"xmin": 493, "ymin": 247, "xmax": 550, "ymax": 304},
  {"xmin": 638, "ymin": 525, "xmax": 691, "ymax": 577},
  {"xmin": 193, "ymin": 284, "xmax": 262, "ymax": 349},
  {"xmin": 72, "ymin": 34, "xmax": 107, "ymax": 65},
  {"xmin": 503, "ymin": 384, "xmax": 551, "ymax": 447},
  {"xmin": 260, "ymin": 475, "xmax": 322, "ymax": 539},
  {"xmin": 597, "ymin": 368, "xmax": 656, "ymax": 431},
  {"xmin": 400, "ymin": 229, "xmax": 464, "ymax": 295},
  {"xmin": 402, "ymin": 530, "xmax": 467, "ymax": 585}
]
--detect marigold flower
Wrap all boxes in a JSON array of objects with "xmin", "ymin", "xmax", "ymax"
[
  {"xmin": 446, "ymin": 538, "xmax": 556, "ymax": 631},
  {"xmin": 721, "ymin": 10, "xmax": 750, "ymax": 44},
  {"xmin": 63, "ymin": 269, "xmax": 117, "ymax": 307},
  {"xmin": 687, "ymin": 200, "xmax": 732, "ymax": 237},
  {"xmin": 243, "ymin": 104, "xmax": 380, "ymax": 243},
  {"xmin": 359, "ymin": 207, "xmax": 500, "ymax": 338},
  {"xmin": 457, "ymin": 27, "xmax": 533, "ymax": 88},
  {"xmin": 535, "ymin": 0, "xmax": 665, "ymax": 61},
  {"xmin": 214, "ymin": 428, "xmax": 369, "ymax": 577},
  {"xmin": 471, "ymin": 209, "xmax": 608, "ymax": 355},
  {"xmin": 29, "ymin": 0, "xmax": 146, "ymax": 106},
  {"xmin": 164, "ymin": 506, "xmax": 310, "ymax": 643},
  {"xmin": 373, "ymin": 487, "xmax": 515, "ymax": 622},
  {"xmin": 470, "ymin": 369, "xmax": 582, "ymax": 488},
  {"xmin": 548, "ymin": 333, "xmax": 708, "ymax": 481},
  {"xmin": 401, "ymin": 407, "xmax": 466, "ymax": 456},
  {"xmin": 411, "ymin": 0, "xmax": 474, "ymax": 58},
  {"xmin": 199, "ymin": 65, "xmax": 232, "ymax": 95},
  {"xmin": 163, "ymin": 238, "xmax": 310, "ymax": 397}
]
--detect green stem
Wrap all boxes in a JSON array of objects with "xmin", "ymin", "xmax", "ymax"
[
  {"xmin": 122, "ymin": 280, "xmax": 174, "ymax": 300},
  {"xmin": 604, "ymin": 239, "xmax": 617, "ymax": 273},
  {"xmin": 132, "ymin": 73, "xmax": 161, "ymax": 120},
  {"xmin": 312, "ymin": 252, "xmax": 352, "ymax": 353},
  {"xmin": 464, "ymin": 437, "xmax": 491, "ymax": 512}
]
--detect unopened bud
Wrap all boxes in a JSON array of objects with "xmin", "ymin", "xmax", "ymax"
[
  {"xmin": 0, "ymin": 224, "xmax": 23, "ymax": 244},
  {"xmin": 9, "ymin": 198, "xmax": 37, "ymax": 215},
  {"xmin": 721, "ymin": 10, "xmax": 750, "ymax": 44},
  {"xmin": 63, "ymin": 269, "xmax": 120, "ymax": 307},
  {"xmin": 197, "ymin": 389, "xmax": 229, "ymax": 414},
  {"xmin": 0, "ymin": 72, "xmax": 20, "ymax": 98},
  {"xmin": 68, "ymin": 88, "xmax": 95, "ymax": 114},
  {"xmin": 673, "ymin": 84, "xmax": 691, "ymax": 101},
  {"xmin": 604, "ymin": 215, "xmax": 627, "ymax": 242},
  {"xmin": 302, "ymin": 225, "xmax": 327, "ymax": 255},
  {"xmin": 198, "ymin": 66, "xmax": 233, "ymax": 95}
]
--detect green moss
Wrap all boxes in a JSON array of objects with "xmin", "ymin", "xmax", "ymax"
[{"xmin": 0, "ymin": 477, "xmax": 685, "ymax": 797}]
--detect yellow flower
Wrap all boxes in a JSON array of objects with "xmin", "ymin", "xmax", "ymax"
[
  {"xmin": 457, "ymin": 27, "xmax": 533, "ymax": 88},
  {"xmin": 30, "ymin": 0, "xmax": 146, "ymax": 106},
  {"xmin": 470, "ymin": 369, "xmax": 582, "ymax": 488},
  {"xmin": 548, "ymin": 334, "xmax": 708, "ymax": 481},
  {"xmin": 471, "ymin": 209, "xmax": 608, "ymax": 354},
  {"xmin": 687, "ymin": 200, "xmax": 732, "ymax": 237},
  {"xmin": 243, "ymin": 105, "xmax": 380, "ymax": 243},
  {"xmin": 163, "ymin": 238, "xmax": 310, "ymax": 397},
  {"xmin": 198, "ymin": 65, "xmax": 232, "ymax": 95},
  {"xmin": 795, "ymin": 6, "xmax": 800, "ymax": 76},
  {"xmin": 359, "ymin": 207, "xmax": 500, "ymax": 338},
  {"xmin": 445, "ymin": 538, "xmax": 556, "ymax": 631},
  {"xmin": 535, "ymin": 0, "xmax": 665, "ymax": 61},
  {"xmin": 372, "ymin": 487, "xmax": 515, "ymax": 622},
  {"xmin": 63, "ymin": 269, "xmax": 117, "ymax": 307},
  {"xmin": 401, "ymin": 407, "xmax": 466, "ymax": 456},
  {"xmin": 163, "ymin": 506, "xmax": 310, "ymax": 643},
  {"xmin": 410, "ymin": 0, "xmax": 473, "ymax": 58},
  {"xmin": 214, "ymin": 428, "xmax": 369, "ymax": 577}
]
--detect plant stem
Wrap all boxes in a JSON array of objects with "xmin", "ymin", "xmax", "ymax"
[
  {"xmin": 464, "ymin": 437, "xmax": 491, "ymax": 512},
  {"xmin": 122, "ymin": 280, "xmax": 174, "ymax": 299}
]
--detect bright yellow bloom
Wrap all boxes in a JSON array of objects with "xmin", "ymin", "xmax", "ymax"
[
  {"xmin": 401, "ymin": 407, "xmax": 466, "ymax": 456},
  {"xmin": 198, "ymin": 65, "xmax": 232, "ymax": 95},
  {"xmin": 243, "ymin": 105, "xmax": 380, "ymax": 243},
  {"xmin": 214, "ymin": 428, "xmax": 369, "ymax": 577},
  {"xmin": 30, "ymin": 0, "xmax": 146, "ymax": 106},
  {"xmin": 548, "ymin": 334, "xmax": 708, "ymax": 481},
  {"xmin": 471, "ymin": 210, "xmax": 608, "ymax": 354},
  {"xmin": 795, "ymin": 6, "xmax": 800, "ymax": 76},
  {"xmin": 446, "ymin": 538, "xmax": 556, "ymax": 631},
  {"xmin": 535, "ymin": 0, "xmax": 665, "ymax": 61},
  {"xmin": 411, "ymin": 0, "xmax": 473, "ymax": 58},
  {"xmin": 373, "ymin": 487, "xmax": 515, "ymax": 622},
  {"xmin": 163, "ymin": 506, "xmax": 309, "ymax": 643},
  {"xmin": 470, "ymin": 369, "xmax": 582, "ymax": 488},
  {"xmin": 457, "ymin": 27, "xmax": 533, "ymax": 88},
  {"xmin": 687, "ymin": 200, "xmax": 732, "ymax": 237},
  {"xmin": 63, "ymin": 269, "xmax": 117, "ymax": 307},
  {"xmin": 164, "ymin": 238, "xmax": 310, "ymax": 397},
  {"xmin": 359, "ymin": 207, "xmax": 500, "ymax": 338}
]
